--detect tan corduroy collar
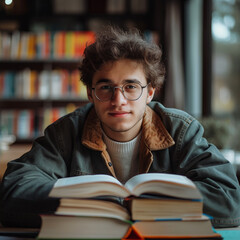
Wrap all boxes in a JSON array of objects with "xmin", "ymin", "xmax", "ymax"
[{"xmin": 82, "ymin": 105, "xmax": 175, "ymax": 151}]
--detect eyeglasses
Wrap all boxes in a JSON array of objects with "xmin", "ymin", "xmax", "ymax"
[{"xmin": 92, "ymin": 82, "xmax": 149, "ymax": 102}]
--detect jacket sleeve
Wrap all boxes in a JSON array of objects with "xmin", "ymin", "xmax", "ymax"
[
  {"xmin": 0, "ymin": 122, "xmax": 69, "ymax": 227},
  {"xmin": 175, "ymin": 118, "xmax": 240, "ymax": 228}
]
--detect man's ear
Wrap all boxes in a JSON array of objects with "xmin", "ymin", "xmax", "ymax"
[
  {"xmin": 147, "ymin": 86, "xmax": 155, "ymax": 104},
  {"xmin": 87, "ymin": 86, "xmax": 94, "ymax": 103}
]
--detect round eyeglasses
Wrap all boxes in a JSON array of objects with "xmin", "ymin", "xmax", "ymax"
[{"xmin": 92, "ymin": 82, "xmax": 149, "ymax": 102}]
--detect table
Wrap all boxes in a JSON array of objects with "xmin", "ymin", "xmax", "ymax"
[{"xmin": 216, "ymin": 226, "xmax": 240, "ymax": 240}]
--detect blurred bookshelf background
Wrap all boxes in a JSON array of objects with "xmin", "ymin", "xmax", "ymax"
[
  {"xmin": 0, "ymin": 0, "xmax": 162, "ymax": 143},
  {"xmin": 0, "ymin": 0, "xmax": 239, "ymax": 179}
]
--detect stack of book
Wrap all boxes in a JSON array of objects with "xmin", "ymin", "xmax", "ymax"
[{"xmin": 38, "ymin": 173, "xmax": 222, "ymax": 239}]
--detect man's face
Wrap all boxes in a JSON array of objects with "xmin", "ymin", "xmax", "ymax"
[{"xmin": 87, "ymin": 59, "xmax": 155, "ymax": 142}]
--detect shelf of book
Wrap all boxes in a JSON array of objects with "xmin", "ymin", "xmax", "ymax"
[
  {"xmin": 0, "ymin": 60, "xmax": 88, "ymax": 142},
  {"xmin": 0, "ymin": 30, "xmax": 95, "ymax": 60},
  {"xmin": 0, "ymin": 69, "xmax": 88, "ymax": 99},
  {"xmin": 0, "ymin": 103, "xmax": 86, "ymax": 142}
]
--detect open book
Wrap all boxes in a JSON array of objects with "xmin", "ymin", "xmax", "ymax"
[{"xmin": 49, "ymin": 173, "xmax": 202, "ymax": 200}]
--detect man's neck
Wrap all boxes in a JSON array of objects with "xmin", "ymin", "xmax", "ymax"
[{"xmin": 101, "ymin": 120, "xmax": 143, "ymax": 142}]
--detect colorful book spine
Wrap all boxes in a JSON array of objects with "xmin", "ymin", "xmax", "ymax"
[
  {"xmin": 0, "ymin": 106, "xmax": 77, "ymax": 140},
  {"xmin": 0, "ymin": 70, "xmax": 88, "ymax": 100},
  {"xmin": 0, "ymin": 31, "xmax": 96, "ymax": 59}
]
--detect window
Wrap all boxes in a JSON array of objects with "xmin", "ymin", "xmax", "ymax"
[
  {"xmin": 211, "ymin": 0, "xmax": 240, "ymax": 150},
  {"xmin": 212, "ymin": 0, "xmax": 240, "ymax": 116}
]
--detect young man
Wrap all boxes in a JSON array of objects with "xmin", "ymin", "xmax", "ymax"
[{"xmin": 0, "ymin": 26, "xmax": 240, "ymax": 228}]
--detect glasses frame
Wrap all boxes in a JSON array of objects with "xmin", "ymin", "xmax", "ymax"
[{"xmin": 92, "ymin": 82, "xmax": 150, "ymax": 102}]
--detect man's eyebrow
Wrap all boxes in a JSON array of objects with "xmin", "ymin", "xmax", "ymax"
[
  {"xmin": 95, "ymin": 79, "xmax": 142, "ymax": 85},
  {"xmin": 124, "ymin": 79, "xmax": 141, "ymax": 84},
  {"xmin": 95, "ymin": 79, "xmax": 111, "ymax": 84}
]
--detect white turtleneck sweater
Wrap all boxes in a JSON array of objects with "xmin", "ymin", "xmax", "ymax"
[{"xmin": 102, "ymin": 131, "xmax": 141, "ymax": 184}]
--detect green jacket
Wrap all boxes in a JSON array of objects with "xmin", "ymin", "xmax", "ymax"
[{"xmin": 0, "ymin": 102, "xmax": 240, "ymax": 228}]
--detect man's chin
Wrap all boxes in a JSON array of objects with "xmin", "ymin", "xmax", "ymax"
[
  {"xmin": 103, "ymin": 122, "xmax": 132, "ymax": 133},
  {"xmin": 108, "ymin": 126, "xmax": 131, "ymax": 133}
]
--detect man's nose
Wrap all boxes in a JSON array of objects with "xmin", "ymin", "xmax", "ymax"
[{"xmin": 111, "ymin": 87, "xmax": 127, "ymax": 104}]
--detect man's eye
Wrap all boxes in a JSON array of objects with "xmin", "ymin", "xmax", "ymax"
[
  {"xmin": 100, "ymin": 85, "xmax": 112, "ymax": 90},
  {"xmin": 125, "ymin": 84, "xmax": 137, "ymax": 90}
]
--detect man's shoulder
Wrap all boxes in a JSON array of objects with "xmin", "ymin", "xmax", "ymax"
[{"xmin": 148, "ymin": 101, "xmax": 195, "ymax": 126}]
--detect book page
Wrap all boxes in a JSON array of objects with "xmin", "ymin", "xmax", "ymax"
[
  {"xmin": 57, "ymin": 198, "xmax": 130, "ymax": 221},
  {"xmin": 124, "ymin": 173, "xmax": 202, "ymax": 199},
  {"xmin": 125, "ymin": 173, "xmax": 196, "ymax": 191},
  {"xmin": 53, "ymin": 174, "xmax": 122, "ymax": 188},
  {"xmin": 49, "ymin": 174, "xmax": 132, "ymax": 198}
]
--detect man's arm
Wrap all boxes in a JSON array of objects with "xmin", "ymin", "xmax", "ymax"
[
  {"xmin": 0, "ymin": 123, "xmax": 68, "ymax": 227},
  {"xmin": 176, "ymin": 119, "xmax": 240, "ymax": 227}
]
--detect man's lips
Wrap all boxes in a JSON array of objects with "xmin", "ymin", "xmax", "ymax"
[{"xmin": 108, "ymin": 111, "xmax": 130, "ymax": 117}]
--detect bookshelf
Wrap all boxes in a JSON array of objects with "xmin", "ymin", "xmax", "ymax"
[
  {"xmin": 0, "ymin": 30, "xmax": 93, "ymax": 142},
  {"xmin": 0, "ymin": 0, "xmax": 164, "ymax": 143}
]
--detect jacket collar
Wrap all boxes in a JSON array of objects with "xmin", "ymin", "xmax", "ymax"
[{"xmin": 82, "ymin": 105, "xmax": 175, "ymax": 151}]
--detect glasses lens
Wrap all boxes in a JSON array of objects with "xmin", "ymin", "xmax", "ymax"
[
  {"xmin": 123, "ymin": 83, "xmax": 142, "ymax": 100},
  {"xmin": 95, "ymin": 84, "xmax": 113, "ymax": 101}
]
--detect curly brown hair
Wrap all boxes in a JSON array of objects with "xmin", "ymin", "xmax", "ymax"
[{"xmin": 79, "ymin": 26, "xmax": 165, "ymax": 88}]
